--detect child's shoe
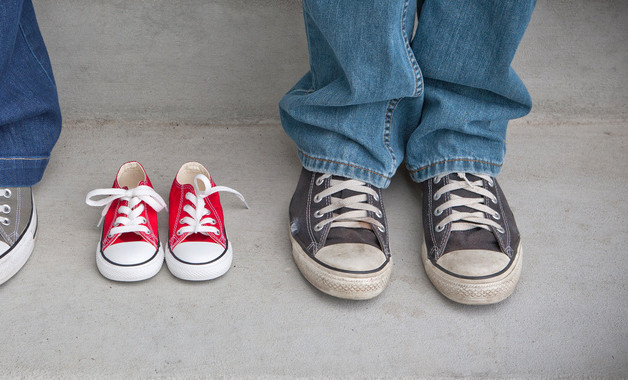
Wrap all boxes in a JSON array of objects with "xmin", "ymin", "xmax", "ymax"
[
  {"xmin": 86, "ymin": 162, "xmax": 167, "ymax": 282},
  {"xmin": 166, "ymin": 162, "xmax": 248, "ymax": 281}
]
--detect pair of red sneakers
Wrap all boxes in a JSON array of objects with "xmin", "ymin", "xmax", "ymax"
[{"xmin": 85, "ymin": 161, "xmax": 248, "ymax": 282}]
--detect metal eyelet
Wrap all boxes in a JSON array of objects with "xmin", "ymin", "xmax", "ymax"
[
  {"xmin": 180, "ymin": 218, "xmax": 185, "ymax": 224},
  {"xmin": 488, "ymin": 180, "xmax": 495, "ymax": 187},
  {"xmin": 493, "ymin": 213, "xmax": 501, "ymax": 220},
  {"xmin": 491, "ymin": 197, "xmax": 498, "ymax": 204},
  {"xmin": 2, "ymin": 205, "xmax": 10, "ymax": 213},
  {"xmin": 314, "ymin": 210, "xmax": 323, "ymax": 218},
  {"xmin": 373, "ymin": 194, "xmax": 380, "ymax": 202},
  {"xmin": 314, "ymin": 224, "xmax": 323, "ymax": 232},
  {"xmin": 215, "ymin": 230, "xmax": 221, "ymax": 236},
  {"xmin": 315, "ymin": 178, "xmax": 324, "ymax": 186},
  {"xmin": 378, "ymin": 226, "xmax": 385, "ymax": 233},
  {"xmin": 210, "ymin": 219, "xmax": 217, "ymax": 225},
  {"xmin": 107, "ymin": 232, "xmax": 113, "ymax": 238},
  {"xmin": 375, "ymin": 210, "xmax": 382, "ymax": 218},
  {"xmin": 435, "ymin": 224, "xmax": 445, "ymax": 233},
  {"xmin": 434, "ymin": 207, "xmax": 443, "ymax": 216},
  {"xmin": 433, "ymin": 193, "xmax": 441, "ymax": 201},
  {"xmin": 433, "ymin": 177, "xmax": 441, "ymax": 184},
  {"xmin": 177, "ymin": 230, "xmax": 182, "ymax": 236},
  {"xmin": 146, "ymin": 230, "xmax": 151, "ymax": 235},
  {"xmin": 1, "ymin": 219, "xmax": 10, "ymax": 226},
  {"xmin": 3, "ymin": 189, "xmax": 11, "ymax": 198},
  {"xmin": 313, "ymin": 194, "xmax": 322, "ymax": 203},
  {"xmin": 141, "ymin": 218, "xmax": 147, "ymax": 224},
  {"xmin": 497, "ymin": 226, "xmax": 505, "ymax": 234}
]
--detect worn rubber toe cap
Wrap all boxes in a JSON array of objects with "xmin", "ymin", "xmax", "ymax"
[
  {"xmin": 315, "ymin": 243, "xmax": 387, "ymax": 273},
  {"xmin": 436, "ymin": 249, "xmax": 510, "ymax": 277}
]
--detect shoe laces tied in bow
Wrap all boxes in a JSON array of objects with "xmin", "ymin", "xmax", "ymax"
[{"xmin": 177, "ymin": 174, "xmax": 249, "ymax": 236}]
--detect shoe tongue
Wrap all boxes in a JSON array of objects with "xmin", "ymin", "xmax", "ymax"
[
  {"xmin": 324, "ymin": 179, "xmax": 380, "ymax": 249},
  {"xmin": 446, "ymin": 228, "xmax": 501, "ymax": 253},
  {"xmin": 325, "ymin": 227, "xmax": 380, "ymax": 249}
]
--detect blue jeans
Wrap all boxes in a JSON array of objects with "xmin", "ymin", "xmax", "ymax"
[
  {"xmin": 280, "ymin": 0, "xmax": 535, "ymax": 188},
  {"xmin": 0, "ymin": 0, "xmax": 61, "ymax": 187}
]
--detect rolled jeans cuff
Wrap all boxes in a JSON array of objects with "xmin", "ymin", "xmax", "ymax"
[
  {"xmin": 298, "ymin": 150, "xmax": 392, "ymax": 189},
  {"xmin": 0, "ymin": 157, "xmax": 49, "ymax": 187},
  {"xmin": 407, "ymin": 158, "xmax": 503, "ymax": 183}
]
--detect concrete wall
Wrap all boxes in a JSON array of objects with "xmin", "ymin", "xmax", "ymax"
[{"xmin": 34, "ymin": 0, "xmax": 628, "ymax": 124}]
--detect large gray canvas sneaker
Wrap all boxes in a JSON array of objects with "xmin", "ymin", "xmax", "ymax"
[
  {"xmin": 421, "ymin": 173, "xmax": 522, "ymax": 305},
  {"xmin": 289, "ymin": 168, "xmax": 392, "ymax": 300},
  {"xmin": 0, "ymin": 187, "xmax": 37, "ymax": 286}
]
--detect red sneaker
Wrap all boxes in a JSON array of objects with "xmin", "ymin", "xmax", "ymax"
[
  {"xmin": 86, "ymin": 162, "xmax": 167, "ymax": 282},
  {"xmin": 167, "ymin": 162, "xmax": 248, "ymax": 281}
]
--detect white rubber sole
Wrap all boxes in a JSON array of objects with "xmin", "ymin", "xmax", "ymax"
[
  {"xmin": 421, "ymin": 238, "xmax": 522, "ymax": 305},
  {"xmin": 165, "ymin": 241, "xmax": 233, "ymax": 281},
  {"xmin": 96, "ymin": 242, "xmax": 164, "ymax": 282},
  {"xmin": 0, "ymin": 205, "xmax": 37, "ymax": 286},
  {"xmin": 290, "ymin": 234, "xmax": 392, "ymax": 300}
]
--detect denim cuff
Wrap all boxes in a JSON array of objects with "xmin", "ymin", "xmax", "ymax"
[
  {"xmin": 407, "ymin": 158, "xmax": 503, "ymax": 183},
  {"xmin": 0, "ymin": 157, "xmax": 49, "ymax": 187},
  {"xmin": 298, "ymin": 150, "xmax": 392, "ymax": 189}
]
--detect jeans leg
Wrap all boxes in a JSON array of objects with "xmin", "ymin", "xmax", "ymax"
[
  {"xmin": 279, "ymin": 0, "xmax": 424, "ymax": 188},
  {"xmin": 0, "ymin": 0, "xmax": 62, "ymax": 187},
  {"xmin": 405, "ymin": 0, "xmax": 535, "ymax": 182}
]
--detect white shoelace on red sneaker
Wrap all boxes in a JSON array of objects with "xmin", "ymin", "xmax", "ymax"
[
  {"xmin": 85, "ymin": 186, "xmax": 167, "ymax": 236},
  {"xmin": 432, "ymin": 173, "xmax": 504, "ymax": 234},
  {"xmin": 177, "ymin": 174, "xmax": 249, "ymax": 236},
  {"xmin": 312, "ymin": 174, "xmax": 384, "ymax": 233}
]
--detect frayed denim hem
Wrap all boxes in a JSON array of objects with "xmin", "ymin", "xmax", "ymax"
[
  {"xmin": 0, "ymin": 157, "xmax": 49, "ymax": 187},
  {"xmin": 407, "ymin": 158, "xmax": 503, "ymax": 183},
  {"xmin": 298, "ymin": 150, "xmax": 392, "ymax": 189}
]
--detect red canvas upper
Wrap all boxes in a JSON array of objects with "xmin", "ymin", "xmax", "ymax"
[
  {"xmin": 168, "ymin": 176, "xmax": 227, "ymax": 250},
  {"xmin": 101, "ymin": 164, "xmax": 161, "ymax": 250}
]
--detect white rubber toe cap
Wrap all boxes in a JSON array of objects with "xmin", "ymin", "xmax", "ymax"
[
  {"xmin": 315, "ymin": 243, "xmax": 387, "ymax": 272},
  {"xmin": 436, "ymin": 249, "xmax": 510, "ymax": 277},
  {"xmin": 102, "ymin": 241, "xmax": 158, "ymax": 265},
  {"xmin": 171, "ymin": 241, "xmax": 226, "ymax": 264}
]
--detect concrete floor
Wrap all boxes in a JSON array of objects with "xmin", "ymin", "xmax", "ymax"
[{"xmin": 1, "ymin": 119, "xmax": 626, "ymax": 378}]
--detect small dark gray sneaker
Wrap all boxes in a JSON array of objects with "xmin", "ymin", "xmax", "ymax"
[
  {"xmin": 0, "ymin": 187, "xmax": 37, "ymax": 286},
  {"xmin": 421, "ymin": 173, "xmax": 522, "ymax": 305},
  {"xmin": 289, "ymin": 168, "xmax": 392, "ymax": 300}
]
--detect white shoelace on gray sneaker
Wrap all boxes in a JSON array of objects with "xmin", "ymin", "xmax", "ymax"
[
  {"xmin": 312, "ymin": 174, "xmax": 384, "ymax": 233},
  {"xmin": 0, "ymin": 189, "xmax": 11, "ymax": 226},
  {"xmin": 85, "ymin": 186, "xmax": 167, "ymax": 237},
  {"xmin": 176, "ymin": 174, "xmax": 249, "ymax": 236},
  {"xmin": 432, "ymin": 173, "xmax": 504, "ymax": 234}
]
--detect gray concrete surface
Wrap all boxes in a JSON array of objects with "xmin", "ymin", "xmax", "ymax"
[
  {"xmin": 34, "ymin": 0, "xmax": 628, "ymax": 124},
  {"xmin": 1, "ymin": 120, "xmax": 626, "ymax": 378},
  {"xmin": 3, "ymin": 0, "xmax": 627, "ymax": 377}
]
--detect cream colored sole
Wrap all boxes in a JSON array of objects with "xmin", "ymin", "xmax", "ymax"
[
  {"xmin": 421, "ymin": 238, "xmax": 522, "ymax": 305},
  {"xmin": 290, "ymin": 234, "xmax": 392, "ymax": 300}
]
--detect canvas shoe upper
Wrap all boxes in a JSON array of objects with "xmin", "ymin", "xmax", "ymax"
[
  {"xmin": 420, "ymin": 172, "xmax": 522, "ymax": 305},
  {"xmin": 0, "ymin": 187, "xmax": 37, "ymax": 286},
  {"xmin": 166, "ymin": 162, "xmax": 248, "ymax": 281},
  {"xmin": 86, "ymin": 162, "xmax": 167, "ymax": 282},
  {"xmin": 289, "ymin": 167, "xmax": 392, "ymax": 300}
]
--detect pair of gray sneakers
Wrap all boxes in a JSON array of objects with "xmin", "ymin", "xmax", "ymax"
[
  {"xmin": 0, "ymin": 187, "xmax": 37, "ymax": 286},
  {"xmin": 289, "ymin": 168, "xmax": 522, "ymax": 304}
]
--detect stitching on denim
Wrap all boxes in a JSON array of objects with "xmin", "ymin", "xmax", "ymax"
[
  {"xmin": 302, "ymin": 6, "xmax": 318, "ymax": 90},
  {"xmin": 0, "ymin": 157, "xmax": 49, "ymax": 161},
  {"xmin": 409, "ymin": 159, "xmax": 502, "ymax": 174},
  {"xmin": 400, "ymin": 0, "xmax": 422, "ymax": 97},
  {"xmin": 18, "ymin": 24, "xmax": 55, "ymax": 88},
  {"xmin": 300, "ymin": 151, "xmax": 391, "ymax": 180},
  {"xmin": 383, "ymin": 98, "xmax": 401, "ymax": 176}
]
